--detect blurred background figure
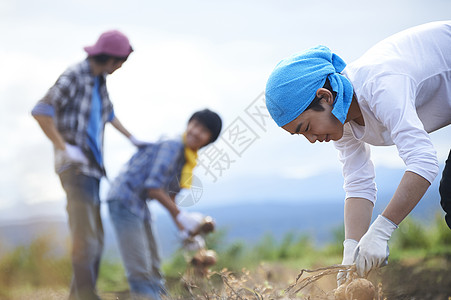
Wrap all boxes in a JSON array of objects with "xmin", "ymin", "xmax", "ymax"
[
  {"xmin": 106, "ymin": 109, "xmax": 222, "ymax": 300},
  {"xmin": 31, "ymin": 29, "xmax": 145, "ymax": 300}
]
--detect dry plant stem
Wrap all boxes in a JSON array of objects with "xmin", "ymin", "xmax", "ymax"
[
  {"xmin": 241, "ymin": 286, "xmax": 264, "ymax": 300},
  {"xmin": 377, "ymin": 282, "xmax": 384, "ymax": 300},
  {"xmin": 286, "ymin": 265, "xmax": 356, "ymax": 295},
  {"xmin": 217, "ymin": 272, "xmax": 244, "ymax": 300},
  {"xmin": 181, "ymin": 273, "xmax": 199, "ymax": 299}
]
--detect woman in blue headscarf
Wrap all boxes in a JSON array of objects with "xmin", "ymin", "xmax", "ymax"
[{"xmin": 265, "ymin": 21, "xmax": 451, "ymax": 285}]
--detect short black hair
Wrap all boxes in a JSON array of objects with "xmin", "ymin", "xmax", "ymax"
[
  {"xmin": 188, "ymin": 109, "xmax": 222, "ymax": 144},
  {"xmin": 306, "ymin": 78, "xmax": 337, "ymax": 112},
  {"xmin": 91, "ymin": 54, "xmax": 128, "ymax": 65}
]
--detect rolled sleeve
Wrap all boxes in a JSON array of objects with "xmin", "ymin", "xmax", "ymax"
[
  {"xmin": 31, "ymin": 102, "xmax": 55, "ymax": 117},
  {"xmin": 107, "ymin": 110, "xmax": 115, "ymax": 122},
  {"xmin": 404, "ymin": 145, "xmax": 439, "ymax": 184}
]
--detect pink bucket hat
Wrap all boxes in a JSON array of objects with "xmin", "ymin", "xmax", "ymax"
[{"xmin": 84, "ymin": 30, "xmax": 133, "ymax": 58}]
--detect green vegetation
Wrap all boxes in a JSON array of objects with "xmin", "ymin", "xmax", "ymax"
[
  {"xmin": 0, "ymin": 234, "xmax": 72, "ymax": 299},
  {"xmin": 163, "ymin": 229, "xmax": 340, "ymax": 280},
  {"xmin": 162, "ymin": 213, "xmax": 451, "ymax": 297},
  {"xmin": 390, "ymin": 213, "xmax": 451, "ymax": 259},
  {"xmin": 0, "ymin": 213, "xmax": 449, "ymax": 299}
]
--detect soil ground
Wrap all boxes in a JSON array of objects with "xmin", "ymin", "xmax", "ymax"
[
  {"xmin": 3, "ymin": 255, "xmax": 450, "ymax": 299},
  {"xmin": 379, "ymin": 255, "xmax": 451, "ymax": 300}
]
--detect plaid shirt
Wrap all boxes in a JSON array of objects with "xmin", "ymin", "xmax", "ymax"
[
  {"xmin": 32, "ymin": 59, "xmax": 114, "ymax": 179},
  {"xmin": 107, "ymin": 137, "xmax": 186, "ymax": 220}
]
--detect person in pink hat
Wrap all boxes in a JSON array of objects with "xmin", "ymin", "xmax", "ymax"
[{"xmin": 32, "ymin": 30, "xmax": 146, "ymax": 300}]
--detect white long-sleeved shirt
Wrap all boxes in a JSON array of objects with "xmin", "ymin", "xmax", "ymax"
[{"xmin": 336, "ymin": 21, "xmax": 451, "ymax": 203}]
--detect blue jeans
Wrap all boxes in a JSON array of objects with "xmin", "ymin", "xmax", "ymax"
[
  {"xmin": 108, "ymin": 199, "xmax": 166, "ymax": 300},
  {"xmin": 59, "ymin": 167, "xmax": 103, "ymax": 300}
]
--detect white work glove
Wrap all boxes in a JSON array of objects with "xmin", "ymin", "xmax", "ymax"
[
  {"xmin": 354, "ymin": 215, "xmax": 398, "ymax": 277},
  {"xmin": 178, "ymin": 230, "xmax": 190, "ymax": 241},
  {"xmin": 180, "ymin": 233, "xmax": 206, "ymax": 252},
  {"xmin": 129, "ymin": 135, "xmax": 149, "ymax": 147},
  {"xmin": 176, "ymin": 211, "xmax": 205, "ymax": 233},
  {"xmin": 337, "ymin": 239, "xmax": 358, "ymax": 286},
  {"xmin": 56, "ymin": 143, "xmax": 89, "ymax": 165}
]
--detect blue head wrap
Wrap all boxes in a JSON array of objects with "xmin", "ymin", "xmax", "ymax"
[{"xmin": 265, "ymin": 45, "xmax": 353, "ymax": 127}]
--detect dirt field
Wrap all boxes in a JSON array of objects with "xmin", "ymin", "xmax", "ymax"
[
  {"xmin": 4, "ymin": 255, "xmax": 450, "ymax": 300},
  {"xmin": 379, "ymin": 256, "xmax": 451, "ymax": 300}
]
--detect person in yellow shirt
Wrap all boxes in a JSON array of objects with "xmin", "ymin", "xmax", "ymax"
[{"xmin": 107, "ymin": 109, "xmax": 222, "ymax": 300}]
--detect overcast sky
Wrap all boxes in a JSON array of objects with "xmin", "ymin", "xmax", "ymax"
[{"xmin": 1, "ymin": 0, "xmax": 450, "ymax": 218}]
